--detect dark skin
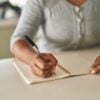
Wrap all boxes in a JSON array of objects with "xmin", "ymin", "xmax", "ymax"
[{"xmin": 12, "ymin": 0, "xmax": 100, "ymax": 78}]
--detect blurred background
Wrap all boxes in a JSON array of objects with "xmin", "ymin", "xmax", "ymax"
[{"xmin": 0, "ymin": 0, "xmax": 27, "ymax": 59}]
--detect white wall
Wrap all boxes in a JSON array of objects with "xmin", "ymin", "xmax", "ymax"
[{"xmin": 0, "ymin": 19, "xmax": 17, "ymax": 59}]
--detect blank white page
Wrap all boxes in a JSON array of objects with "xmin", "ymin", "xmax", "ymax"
[{"xmin": 13, "ymin": 59, "xmax": 71, "ymax": 85}]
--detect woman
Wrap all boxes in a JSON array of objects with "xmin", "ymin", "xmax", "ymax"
[{"xmin": 10, "ymin": 0, "xmax": 100, "ymax": 77}]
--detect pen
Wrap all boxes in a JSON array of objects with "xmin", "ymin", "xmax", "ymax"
[{"xmin": 25, "ymin": 35, "xmax": 40, "ymax": 54}]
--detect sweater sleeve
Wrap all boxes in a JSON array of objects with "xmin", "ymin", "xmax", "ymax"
[{"xmin": 10, "ymin": 0, "xmax": 44, "ymax": 52}]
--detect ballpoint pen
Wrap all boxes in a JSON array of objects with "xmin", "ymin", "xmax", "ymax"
[{"xmin": 25, "ymin": 35, "xmax": 40, "ymax": 54}]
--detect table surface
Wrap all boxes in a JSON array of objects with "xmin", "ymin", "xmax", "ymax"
[{"xmin": 0, "ymin": 47, "xmax": 100, "ymax": 100}]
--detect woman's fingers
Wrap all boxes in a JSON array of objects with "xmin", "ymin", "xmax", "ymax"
[
  {"xmin": 30, "ymin": 53, "xmax": 58, "ymax": 77},
  {"xmin": 41, "ymin": 53, "xmax": 58, "ymax": 67},
  {"xmin": 47, "ymin": 53, "xmax": 58, "ymax": 66},
  {"xmin": 90, "ymin": 65, "xmax": 100, "ymax": 74},
  {"xmin": 34, "ymin": 55, "xmax": 52, "ymax": 70},
  {"xmin": 91, "ymin": 56, "xmax": 100, "ymax": 69},
  {"xmin": 90, "ymin": 56, "xmax": 100, "ymax": 74},
  {"xmin": 31, "ymin": 64, "xmax": 53, "ymax": 77}
]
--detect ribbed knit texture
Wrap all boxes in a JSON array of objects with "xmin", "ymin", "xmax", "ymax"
[{"xmin": 10, "ymin": 0, "xmax": 100, "ymax": 52}]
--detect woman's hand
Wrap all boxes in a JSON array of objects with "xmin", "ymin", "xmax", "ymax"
[
  {"xmin": 30, "ymin": 53, "xmax": 58, "ymax": 77},
  {"xmin": 90, "ymin": 56, "xmax": 100, "ymax": 74}
]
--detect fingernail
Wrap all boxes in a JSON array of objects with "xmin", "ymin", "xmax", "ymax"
[{"xmin": 91, "ymin": 70, "xmax": 96, "ymax": 74}]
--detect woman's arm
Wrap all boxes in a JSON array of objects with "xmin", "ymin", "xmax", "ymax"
[
  {"xmin": 11, "ymin": 0, "xmax": 57, "ymax": 77},
  {"xmin": 12, "ymin": 40, "xmax": 37, "ymax": 65},
  {"xmin": 10, "ymin": 0, "xmax": 44, "ymax": 50}
]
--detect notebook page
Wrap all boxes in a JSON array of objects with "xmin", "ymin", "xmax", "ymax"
[{"xmin": 13, "ymin": 59, "xmax": 71, "ymax": 85}]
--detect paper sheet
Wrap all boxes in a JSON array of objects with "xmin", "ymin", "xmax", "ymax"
[{"xmin": 13, "ymin": 59, "xmax": 71, "ymax": 85}]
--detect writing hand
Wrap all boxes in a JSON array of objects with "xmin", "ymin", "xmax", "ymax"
[{"xmin": 30, "ymin": 53, "xmax": 58, "ymax": 77}]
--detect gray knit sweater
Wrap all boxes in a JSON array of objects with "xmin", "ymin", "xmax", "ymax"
[{"xmin": 10, "ymin": 0, "xmax": 100, "ymax": 52}]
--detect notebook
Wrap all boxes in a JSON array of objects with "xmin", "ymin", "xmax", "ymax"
[{"xmin": 13, "ymin": 59, "xmax": 71, "ymax": 85}]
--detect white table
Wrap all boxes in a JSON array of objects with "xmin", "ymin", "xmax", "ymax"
[{"xmin": 0, "ymin": 47, "xmax": 100, "ymax": 100}]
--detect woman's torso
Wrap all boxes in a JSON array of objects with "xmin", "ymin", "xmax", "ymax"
[{"xmin": 38, "ymin": 0, "xmax": 100, "ymax": 52}]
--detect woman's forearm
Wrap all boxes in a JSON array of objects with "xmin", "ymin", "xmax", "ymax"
[{"xmin": 12, "ymin": 40, "xmax": 37, "ymax": 65}]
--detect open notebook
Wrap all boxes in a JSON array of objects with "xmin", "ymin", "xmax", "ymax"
[{"xmin": 13, "ymin": 59, "xmax": 71, "ymax": 85}]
